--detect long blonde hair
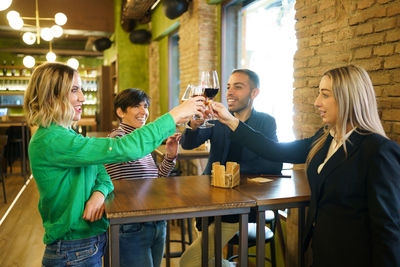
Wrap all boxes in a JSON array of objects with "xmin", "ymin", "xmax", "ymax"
[
  {"xmin": 24, "ymin": 62, "xmax": 76, "ymax": 128},
  {"xmin": 306, "ymin": 65, "xmax": 386, "ymax": 165}
]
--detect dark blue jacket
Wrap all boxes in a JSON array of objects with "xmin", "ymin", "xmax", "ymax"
[{"xmin": 181, "ymin": 109, "xmax": 282, "ymax": 175}]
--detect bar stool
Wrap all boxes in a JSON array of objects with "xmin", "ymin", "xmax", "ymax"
[
  {"xmin": 164, "ymin": 218, "xmax": 193, "ymax": 267},
  {"xmin": 4, "ymin": 125, "xmax": 29, "ymax": 180},
  {"xmin": 227, "ymin": 210, "xmax": 276, "ymax": 266}
]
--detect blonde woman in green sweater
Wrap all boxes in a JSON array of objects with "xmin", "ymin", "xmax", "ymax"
[{"xmin": 24, "ymin": 62, "xmax": 204, "ymax": 267}]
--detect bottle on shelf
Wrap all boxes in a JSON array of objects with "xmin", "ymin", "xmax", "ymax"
[
  {"xmin": 11, "ymin": 61, "xmax": 16, "ymax": 76},
  {"xmin": 2, "ymin": 60, "xmax": 6, "ymax": 76}
]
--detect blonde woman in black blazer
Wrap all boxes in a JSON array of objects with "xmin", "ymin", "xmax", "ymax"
[{"xmin": 211, "ymin": 65, "xmax": 400, "ymax": 267}]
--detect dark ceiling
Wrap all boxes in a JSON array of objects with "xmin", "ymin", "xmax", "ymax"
[{"xmin": 0, "ymin": 0, "xmax": 115, "ymax": 57}]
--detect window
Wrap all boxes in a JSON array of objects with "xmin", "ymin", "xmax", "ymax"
[{"xmin": 222, "ymin": 0, "xmax": 296, "ymax": 141}]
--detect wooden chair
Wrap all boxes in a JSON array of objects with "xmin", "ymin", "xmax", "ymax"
[{"xmin": 0, "ymin": 135, "xmax": 8, "ymax": 203}]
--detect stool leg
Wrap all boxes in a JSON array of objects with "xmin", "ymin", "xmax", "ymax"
[
  {"xmin": 271, "ymin": 237, "xmax": 276, "ymax": 267},
  {"xmin": 180, "ymin": 219, "xmax": 186, "ymax": 252},
  {"xmin": 187, "ymin": 218, "xmax": 193, "ymax": 244},
  {"xmin": 227, "ymin": 242, "xmax": 233, "ymax": 259}
]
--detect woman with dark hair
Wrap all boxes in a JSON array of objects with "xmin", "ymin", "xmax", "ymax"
[
  {"xmin": 24, "ymin": 63, "xmax": 204, "ymax": 266},
  {"xmin": 212, "ymin": 65, "xmax": 400, "ymax": 267},
  {"xmin": 105, "ymin": 88, "xmax": 181, "ymax": 267}
]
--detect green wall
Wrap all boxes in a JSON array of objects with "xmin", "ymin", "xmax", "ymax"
[
  {"xmin": 152, "ymin": 3, "xmax": 179, "ymax": 41},
  {"xmin": 103, "ymin": 0, "xmax": 149, "ymax": 94}
]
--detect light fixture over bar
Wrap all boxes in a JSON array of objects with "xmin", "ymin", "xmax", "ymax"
[
  {"xmin": 0, "ymin": 0, "xmax": 12, "ymax": 11},
  {"xmin": 6, "ymin": 0, "xmax": 67, "ymax": 45}
]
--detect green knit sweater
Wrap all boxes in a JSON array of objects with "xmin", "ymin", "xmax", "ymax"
[{"xmin": 29, "ymin": 113, "xmax": 176, "ymax": 244}]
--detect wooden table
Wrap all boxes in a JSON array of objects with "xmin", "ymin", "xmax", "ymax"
[
  {"xmin": 105, "ymin": 175, "xmax": 255, "ymax": 267},
  {"xmin": 236, "ymin": 170, "xmax": 310, "ymax": 267},
  {"xmin": 154, "ymin": 144, "xmax": 209, "ymax": 160}
]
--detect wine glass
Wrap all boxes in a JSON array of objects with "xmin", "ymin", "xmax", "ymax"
[
  {"xmin": 176, "ymin": 84, "xmax": 195, "ymax": 131},
  {"xmin": 200, "ymin": 70, "xmax": 220, "ymax": 127},
  {"xmin": 179, "ymin": 84, "xmax": 207, "ymax": 130},
  {"xmin": 181, "ymin": 84, "xmax": 194, "ymax": 101}
]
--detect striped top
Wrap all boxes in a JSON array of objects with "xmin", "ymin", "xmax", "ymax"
[{"xmin": 105, "ymin": 123, "xmax": 176, "ymax": 180}]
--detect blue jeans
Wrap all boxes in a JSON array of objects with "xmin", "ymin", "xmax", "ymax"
[
  {"xmin": 42, "ymin": 233, "xmax": 106, "ymax": 267},
  {"xmin": 120, "ymin": 220, "xmax": 166, "ymax": 267}
]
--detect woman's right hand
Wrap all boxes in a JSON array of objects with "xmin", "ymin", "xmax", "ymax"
[{"xmin": 169, "ymin": 96, "xmax": 205, "ymax": 125}]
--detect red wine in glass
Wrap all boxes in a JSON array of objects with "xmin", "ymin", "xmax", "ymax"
[{"xmin": 204, "ymin": 88, "xmax": 219, "ymax": 99}]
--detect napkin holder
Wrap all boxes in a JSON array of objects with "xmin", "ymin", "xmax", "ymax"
[{"xmin": 211, "ymin": 161, "xmax": 240, "ymax": 188}]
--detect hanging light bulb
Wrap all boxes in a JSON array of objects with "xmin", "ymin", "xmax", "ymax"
[
  {"xmin": 7, "ymin": 10, "xmax": 24, "ymax": 30},
  {"xmin": 0, "ymin": 0, "xmax": 12, "ymax": 11},
  {"xmin": 51, "ymin": 25, "xmax": 63, "ymax": 38},
  {"xmin": 9, "ymin": 16, "xmax": 24, "ymax": 29},
  {"xmin": 6, "ymin": 10, "xmax": 20, "ymax": 21},
  {"xmin": 46, "ymin": 51, "xmax": 56, "ymax": 62},
  {"xmin": 67, "ymin": 58, "xmax": 79, "ymax": 70},
  {"xmin": 23, "ymin": 56, "xmax": 35, "ymax": 68},
  {"xmin": 23, "ymin": 32, "xmax": 36, "ymax": 45},
  {"xmin": 40, "ymin": 27, "xmax": 54, "ymax": 41},
  {"xmin": 55, "ymin": 12, "xmax": 67, "ymax": 26}
]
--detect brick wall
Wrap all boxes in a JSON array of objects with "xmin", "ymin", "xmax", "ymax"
[
  {"xmin": 178, "ymin": 0, "xmax": 218, "ymax": 100},
  {"xmin": 293, "ymin": 0, "xmax": 400, "ymax": 143}
]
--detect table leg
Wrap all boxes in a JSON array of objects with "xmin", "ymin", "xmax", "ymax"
[
  {"xmin": 298, "ymin": 207, "xmax": 305, "ymax": 267},
  {"xmin": 256, "ymin": 210, "xmax": 266, "ymax": 267},
  {"xmin": 214, "ymin": 216, "xmax": 222, "ymax": 267},
  {"xmin": 109, "ymin": 224, "xmax": 120, "ymax": 267},
  {"xmin": 201, "ymin": 217, "xmax": 209, "ymax": 267},
  {"xmin": 239, "ymin": 213, "xmax": 248, "ymax": 267},
  {"xmin": 104, "ymin": 231, "xmax": 110, "ymax": 267}
]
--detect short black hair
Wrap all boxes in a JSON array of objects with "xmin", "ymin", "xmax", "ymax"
[
  {"xmin": 231, "ymin": 69, "xmax": 260, "ymax": 88},
  {"xmin": 113, "ymin": 88, "xmax": 150, "ymax": 121}
]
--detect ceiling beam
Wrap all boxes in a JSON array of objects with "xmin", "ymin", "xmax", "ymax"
[
  {"xmin": 0, "ymin": 47, "xmax": 103, "ymax": 57},
  {"xmin": 0, "ymin": 25, "xmax": 112, "ymax": 37}
]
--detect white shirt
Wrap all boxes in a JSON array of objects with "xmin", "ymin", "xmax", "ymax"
[{"xmin": 317, "ymin": 128, "xmax": 356, "ymax": 174}]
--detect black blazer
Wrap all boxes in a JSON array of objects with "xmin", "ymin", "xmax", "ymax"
[{"xmin": 231, "ymin": 122, "xmax": 400, "ymax": 267}]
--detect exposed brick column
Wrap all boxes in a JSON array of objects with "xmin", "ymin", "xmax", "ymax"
[
  {"xmin": 178, "ymin": 0, "xmax": 218, "ymax": 100},
  {"xmin": 149, "ymin": 42, "xmax": 161, "ymax": 121},
  {"xmin": 293, "ymin": 0, "xmax": 400, "ymax": 143}
]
